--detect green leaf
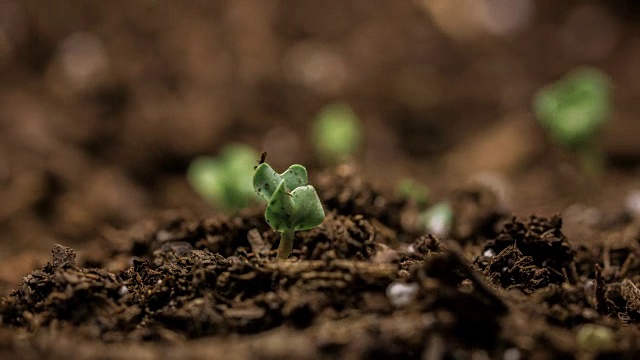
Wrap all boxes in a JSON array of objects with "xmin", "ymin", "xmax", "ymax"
[
  {"xmin": 281, "ymin": 164, "xmax": 308, "ymax": 190},
  {"xmin": 264, "ymin": 180, "xmax": 294, "ymax": 231},
  {"xmin": 313, "ymin": 102, "xmax": 363, "ymax": 164},
  {"xmin": 396, "ymin": 178, "xmax": 429, "ymax": 210},
  {"xmin": 290, "ymin": 185, "xmax": 325, "ymax": 230},
  {"xmin": 187, "ymin": 156, "xmax": 224, "ymax": 203},
  {"xmin": 253, "ymin": 163, "xmax": 282, "ymax": 201},
  {"xmin": 188, "ymin": 143, "xmax": 261, "ymax": 211},
  {"xmin": 255, "ymin": 162, "xmax": 325, "ymax": 233},
  {"xmin": 253, "ymin": 163, "xmax": 309, "ymax": 201},
  {"xmin": 533, "ymin": 67, "xmax": 611, "ymax": 149}
]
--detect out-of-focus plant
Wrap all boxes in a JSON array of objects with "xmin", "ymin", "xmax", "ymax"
[
  {"xmin": 187, "ymin": 143, "xmax": 261, "ymax": 212},
  {"xmin": 396, "ymin": 178, "xmax": 430, "ymax": 211},
  {"xmin": 312, "ymin": 102, "xmax": 363, "ymax": 164},
  {"xmin": 575, "ymin": 324, "xmax": 615, "ymax": 353},
  {"xmin": 253, "ymin": 162, "xmax": 325, "ymax": 259},
  {"xmin": 533, "ymin": 67, "xmax": 612, "ymax": 176},
  {"xmin": 417, "ymin": 202, "xmax": 453, "ymax": 238}
]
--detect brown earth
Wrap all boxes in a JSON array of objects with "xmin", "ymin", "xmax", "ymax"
[{"xmin": 3, "ymin": 1, "xmax": 640, "ymax": 359}]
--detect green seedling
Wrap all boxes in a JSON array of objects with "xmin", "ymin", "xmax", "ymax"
[
  {"xmin": 396, "ymin": 178, "xmax": 429, "ymax": 210},
  {"xmin": 253, "ymin": 162, "xmax": 325, "ymax": 259},
  {"xmin": 417, "ymin": 202, "xmax": 453, "ymax": 238},
  {"xmin": 312, "ymin": 102, "xmax": 363, "ymax": 164},
  {"xmin": 533, "ymin": 67, "xmax": 612, "ymax": 176},
  {"xmin": 187, "ymin": 143, "xmax": 261, "ymax": 212},
  {"xmin": 575, "ymin": 324, "xmax": 615, "ymax": 353}
]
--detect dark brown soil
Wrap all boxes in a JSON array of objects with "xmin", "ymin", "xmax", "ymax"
[
  {"xmin": 3, "ymin": 1, "xmax": 640, "ymax": 359},
  {"xmin": 2, "ymin": 167, "xmax": 640, "ymax": 359}
]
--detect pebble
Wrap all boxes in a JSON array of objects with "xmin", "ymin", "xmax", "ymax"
[
  {"xmin": 386, "ymin": 282, "xmax": 419, "ymax": 308},
  {"xmin": 624, "ymin": 189, "xmax": 640, "ymax": 218}
]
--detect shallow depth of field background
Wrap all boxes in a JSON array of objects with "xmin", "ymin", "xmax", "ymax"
[{"xmin": 1, "ymin": 0, "xmax": 639, "ymax": 285}]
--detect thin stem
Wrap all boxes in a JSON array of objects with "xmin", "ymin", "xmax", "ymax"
[
  {"xmin": 576, "ymin": 142, "xmax": 604, "ymax": 179},
  {"xmin": 277, "ymin": 229, "xmax": 295, "ymax": 259}
]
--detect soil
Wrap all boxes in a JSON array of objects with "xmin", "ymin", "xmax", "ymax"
[{"xmin": 3, "ymin": 1, "xmax": 640, "ymax": 359}]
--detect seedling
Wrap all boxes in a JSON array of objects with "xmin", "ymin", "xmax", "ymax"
[
  {"xmin": 386, "ymin": 282, "xmax": 420, "ymax": 308},
  {"xmin": 417, "ymin": 202, "xmax": 453, "ymax": 238},
  {"xmin": 312, "ymin": 102, "xmax": 363, "ymax": 164},
  {"xmin": 576, "ymin": 324, "xmax": 615, "ymax": 352},
  {"xmin": 533, "ymin": 67, "xmax": 612, "ymax": 176},
  {"xmin": 253, "ymin": 162, "xmax": 325, "ymax": 259},
  {"xmin": 187, "ymin": 143, "xmax": 261, "ymax": 212},
  {"xmin": 396, "ymin": 178, "xmax": 429, "ymax": 210}
]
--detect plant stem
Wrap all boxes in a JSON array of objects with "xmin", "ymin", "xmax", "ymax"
[
  {"xmin": 277, "ymin": 229, "xmax": 295, "ymax": 259},
  {"xmin": 577, "ymin": 143, "xmax": 604, "ymax": 179}
]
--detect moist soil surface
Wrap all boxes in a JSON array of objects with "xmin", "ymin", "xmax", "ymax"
[
  {"xmin": 3, "ymin": 165, "xmax": 640, "ymax": 359},
  {"xmin": 4, "ymin": 1, "xmax": 640, "ymax": 359}
]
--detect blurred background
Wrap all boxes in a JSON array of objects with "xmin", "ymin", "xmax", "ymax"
[{"xmin": 1, "ymin": 0, "xmax": 640, "ymax": 282}]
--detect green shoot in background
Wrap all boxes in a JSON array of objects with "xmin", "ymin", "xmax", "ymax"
[
  {"xmin": 187, "ymin": 143, "xmax": 261, "ymax": 212},
  {"xmin": 312, "ymin": 102, "xmax": 363, "ymax": 164},
  {"xmin": 533, "ymin": 67, "xmax": 612, "ymax": 176},
  {"xmin": 253, "ymin": 162, "xmax": 325, "ymax": 259},
  {"xmin": 396, "ymin": 178, "xmax": 429, "ymax": 211},
  {"xmin": 417, "ymin": 202, "xmax": 453, "ymax": 238}
]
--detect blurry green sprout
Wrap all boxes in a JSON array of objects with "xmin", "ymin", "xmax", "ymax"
[
  {"xmin": 187, "ymin": 144, "xmax": 260, "ymax": 212},
  {"xmin": 396, "ymin": 179, "xmax": 429, "ymax": 210},
  {"xmin": 575, "ymin": 324, "xmax": 615, "ymax": 353},
  {"xmin": 533, "ymin": 67, "xmax": 612, "ymax": 175},
  {"xmin": 417, "ymin": 202, "xmax": 453, "ymax": 238},
  {"xmin": 253, "ymin": 162, "xmax": 325, "ymax": 259},
  {"xmin": 312, "ymin": 102, "xmax": 363, "ymax": 164}
]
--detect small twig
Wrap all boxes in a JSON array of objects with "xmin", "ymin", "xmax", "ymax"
[
  {"xmin": 561, "ymin": 268, "xmax": 570, "ymax": 284},
  {"xmin": 602, "ymin": 242, "xmax": 611, "ymax": 276},
  {"xmin": 594, "ymin": 264, "xmax": 608, "ymax": 314},
  {"xmin": 617, "ymin": 253, "xmax": 636, "ymax": 279}
]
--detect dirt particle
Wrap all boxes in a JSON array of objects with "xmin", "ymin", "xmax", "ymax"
[{"xmin": 51, "ymin": 244, "xmax": 77, "ymax": 268}]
